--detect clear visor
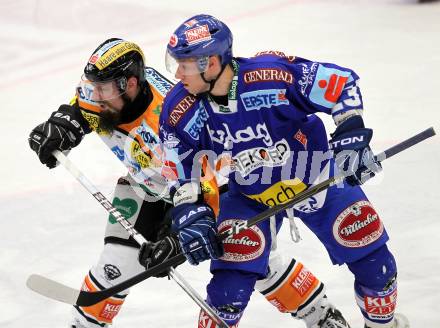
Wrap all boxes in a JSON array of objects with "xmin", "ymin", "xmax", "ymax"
[
  {"xmin": 79, "ymin": 75, "xmax": 127, "ymax": 102},
  {"xmin": 165, "ymin": 50, "xmax": 209, "ymax": 76}
]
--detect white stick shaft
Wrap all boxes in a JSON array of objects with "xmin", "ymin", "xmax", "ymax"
[
  {"xmin": 169, "ymin": 268, "xmax": 228, "ymax": 328},
  {"xmin": 53, "ymin": 150, "xmax": 147, "ymax": 245},
  {"xmin": 52, "ymin": 150, "xmax": 228, "ymax": 328}
]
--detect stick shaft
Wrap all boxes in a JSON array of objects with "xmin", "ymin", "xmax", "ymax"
[
  {"xmin": 68, "ymin": 126, "xmax": 436, "ymax": 306},
  {"xmin": 52, "ymin": 150, "xmax": 228, "ymax": 328}
]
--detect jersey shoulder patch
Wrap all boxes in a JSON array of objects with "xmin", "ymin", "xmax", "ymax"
[
  {"xmin": 145, "ymin": 67, "xmax": 174, "ymax": 97},
  {"xmin": 308, "ymin": 64, "xmax": 353, "ymax": 109}
]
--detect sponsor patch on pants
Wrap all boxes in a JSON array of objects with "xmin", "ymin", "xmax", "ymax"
[
  {"xmin": 332, "ymin": 200, "xmax": 384, "ymax": 248},
  {"xmin": 218, "ymin": 219, "xmax": 266, "ymax": 262}
]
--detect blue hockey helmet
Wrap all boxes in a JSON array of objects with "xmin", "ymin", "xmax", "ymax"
[{"xmin": 165, "ymin": 14, "xmax": 233, "ymax": 75}]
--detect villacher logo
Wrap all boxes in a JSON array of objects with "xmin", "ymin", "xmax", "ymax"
[
  {"xmin": 218, "ymin": 219, "xmax": 266, "ymax": 262},
  {"xmin": 332, "ymin": 200, "xmax": 384, "ymax": 248}
]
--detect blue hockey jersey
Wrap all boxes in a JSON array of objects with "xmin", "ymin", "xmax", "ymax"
[{"xmin": 159, "ymin": 52, "xmax": 364, "ymax": 208}]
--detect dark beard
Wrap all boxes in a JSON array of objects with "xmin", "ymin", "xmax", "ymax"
[
  {"xmin": 98, "ymin": 108, "xmax": 122, "ymax": 134},
  {"xmin": 97, "ymin": 83, "xmax": 152, "ymax": 133}
]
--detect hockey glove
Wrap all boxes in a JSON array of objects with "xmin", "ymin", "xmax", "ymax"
[
  {"xmin": 138, "ymin": 234, "xmax": 181, "ymax": 277},
  {"xmin": 28, "ymin": 105, "xmax": 87, "ymax": 168},
  {"xmin": 171, "ymin": 203, "xmax": 224, "ymax": 265},
  {"xmin": 329, "ymin": 115, "xmax": 382, "ymax": 186}
]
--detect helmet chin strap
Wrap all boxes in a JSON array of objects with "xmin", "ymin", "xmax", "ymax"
[
  {"xmin": 199, "ymin": 63, "xmax": 227, "ymax": 94},
  {"xmin": 116, "ymin": 77, "xmax": 131, "ymax": 107},
  {"xmin": 119, "ymin": 81, "xmax": 152, "ymax": 124}
]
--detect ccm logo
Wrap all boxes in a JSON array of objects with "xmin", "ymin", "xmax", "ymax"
[{"xmin": 331, "ymin": 136, "xmax": 364, "ymax": 148}]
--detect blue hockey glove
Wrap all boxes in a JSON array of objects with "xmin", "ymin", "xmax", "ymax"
[
  {"xmin": 171, "ymin": 203, "xmax": 224, "ymax": 265},
  {"xmin": 329, "ymin": 115, "xmax": 382, "ymax": 186}
]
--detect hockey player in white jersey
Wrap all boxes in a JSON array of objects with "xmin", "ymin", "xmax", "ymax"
[{"xmin": 28, "ymin": 38, "xmax": 185, "ymax": 328}]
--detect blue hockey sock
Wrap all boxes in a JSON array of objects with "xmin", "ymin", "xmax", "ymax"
[{"xmin": 347, "ymin": 245, "xmax": 397, "ymax": 326}]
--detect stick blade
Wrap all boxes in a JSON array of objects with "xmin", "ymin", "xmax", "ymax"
[{"xmin": 26, "ymin": 274, "xmax": 80, "ymax": 305}]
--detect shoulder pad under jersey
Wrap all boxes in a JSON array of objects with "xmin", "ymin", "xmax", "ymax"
[{"xmin": 144, "ymin": 67, "xmax": 174, "ymax": 97}]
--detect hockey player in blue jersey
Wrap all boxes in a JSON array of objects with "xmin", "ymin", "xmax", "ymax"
[{"xmin": 158, "ymin": 14, "xmax": 409, "ymax": 328}]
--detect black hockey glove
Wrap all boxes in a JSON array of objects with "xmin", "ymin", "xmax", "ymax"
[
  {"xmin": 28, "ymin": 105, "xmax": 87, "ymax": 168},
  {"xmin": 329, "ymin": 115, "xmax": 382, "ymax": 186},
  {"xmin": 138, "ymin": 234, "xmax": 181, "ymax": 278}
]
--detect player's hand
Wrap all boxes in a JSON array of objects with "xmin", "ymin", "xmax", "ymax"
[
  {"xmin": 171, "ymin": 203, "xmax": 224, "ymax": 265},
  {"xmin": 28, "ymin": 105, "xmax": 86, "ymax": 168},
  {"xmin": 138, "ymin": 234, "xmax": 181, "ymax": 277},
  {"xmin": 329, "ymin": 115, "xmax": 382, "ymax": 186}
]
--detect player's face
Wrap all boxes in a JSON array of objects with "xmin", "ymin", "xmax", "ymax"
[
  {"xmin": 94, "ymin": 86, "xmax": 125, "ymax": 133},
  {"xmin": 91, "ymin": 80, "xmax": 125, "ymax": 111},
  {"xmin": 96, "ymin": 95, "xmax": 125, "ymax": 113},
  {"xmin": 174, "ymin": 59, "xmax": 207, "ymax": 94},
  {"xmin": 175, "ymin": 66, "xmax": 210, "ymax": 95},
  {"xmin": 176, "ymin": 58, "xmax": 226, "ymax": 95},
  {"xmin": 79, "ymin": 76, "xmax": 127, "ymax": 112},
  {"xmin": 79, "ymin": 76, "xmax": 139, "ymax": 132},
  {"xmin": 166, "ymin": 54, "xmax": 212, "ymax": 95}
]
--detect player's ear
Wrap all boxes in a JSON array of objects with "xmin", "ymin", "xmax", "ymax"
[
  {"xmin": 208, "ymin": 56, "xmax": 221, "ymax": 70},
  {"xmin": 127, "ymin": 76, "xmax": 138, "ymax": 88}
]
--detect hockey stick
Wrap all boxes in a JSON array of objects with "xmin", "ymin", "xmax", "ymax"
[
  {"xmin": 27, "ymin": 127, "xmax": 436, "ymax": 307},
  {"xmin": 26, "ymin": 151, "xmax": 228, "ymax": 328}
]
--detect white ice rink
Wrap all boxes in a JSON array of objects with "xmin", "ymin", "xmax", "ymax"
[{"xmin": 1, "ymin": 0, "xmax": 439, "ymax": 327}]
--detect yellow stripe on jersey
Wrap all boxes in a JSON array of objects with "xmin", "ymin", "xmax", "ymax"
[
  {"xmin": 201, "ymin": 156, "xmax": 220, "ymax": 217},
  {"xmin": 70, "ymin": 96, "xmax": 77, "ymax": 106},
  {"xmin": 245, "ymin": 178, "xmax": 307, "ymax": 207}
]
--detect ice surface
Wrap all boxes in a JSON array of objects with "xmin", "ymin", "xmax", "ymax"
[{"xmin": 1, "ymin": 0, "xmax": 439, "ymax": 327}]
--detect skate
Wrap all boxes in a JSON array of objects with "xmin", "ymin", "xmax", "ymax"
[
  {"xmin": 365, "ymin": 313, "xmax": 410, "ymax": 328},
  {"xmin": 314, "ymin": 307, "xmax": 351, "ymax": 328}
]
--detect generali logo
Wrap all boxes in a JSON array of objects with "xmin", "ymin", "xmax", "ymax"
[
  {"xmin": 168, "ymin": 94, "xmax": 197, "ymax": 126},
  {"xmin": 243, "ymin": 68, "xmax": 294, "ymax": 84},
  {"xmin": 218, "ymin": 219, "xmax": 265, "ymax": 262}
]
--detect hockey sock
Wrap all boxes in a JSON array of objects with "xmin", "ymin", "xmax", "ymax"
[
  {"xmin": 72, "ymin": 271, "xmax": 127, "ymax": 327},
  {"xmin": 348, "ymin": 245, "xmax": 397, "ymax": 327},
  {"xmin": 255, "ymin": 253, "xmax": 325, "ymax": 325},
  {"xmin": 199, "ymin": 269, "xmax": 258, "ymax": 328}
]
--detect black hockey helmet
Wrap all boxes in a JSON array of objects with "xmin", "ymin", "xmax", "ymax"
[{"xmin": 83, "ymin": 38, "xmax": 146, "ymax": 87}]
